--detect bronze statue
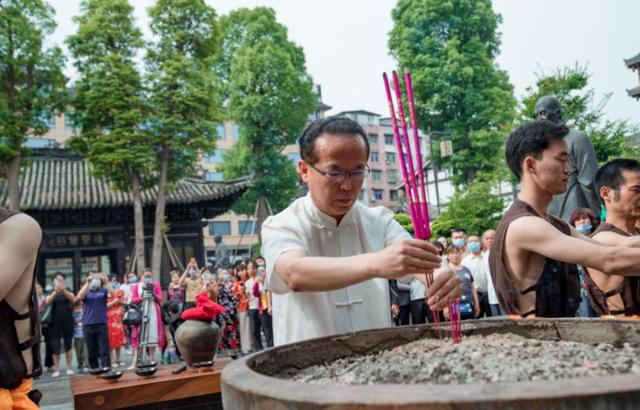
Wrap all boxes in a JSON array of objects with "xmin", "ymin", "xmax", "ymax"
[{"xmin": 535, "ymin": 95, "xmax": 600, "ymax": 221}]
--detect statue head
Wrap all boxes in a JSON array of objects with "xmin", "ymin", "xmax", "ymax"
[
  {"xmin": 214, "ymin": 235, "xmax": 222, "ymax": 244},
  {"xmin": 534, "ymin": 95, "xmax": 563, "ymax": 123}
]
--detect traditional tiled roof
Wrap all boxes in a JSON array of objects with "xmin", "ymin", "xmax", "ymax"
[
  {"xmin": 625, "ymin": 53, "xmax": 640, "ymax": 68},
  {"xmin": 627, "ymin": 86, "xmax": 640, "ymax": 99},
  {"xmin": 0, "ymin": 149, "xmax": 250, "ymax": 210}
]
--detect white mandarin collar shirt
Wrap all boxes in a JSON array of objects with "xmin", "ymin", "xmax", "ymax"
[{"xmin": 261, "ymin": 193, "xmax": 410, "ymax": 346}]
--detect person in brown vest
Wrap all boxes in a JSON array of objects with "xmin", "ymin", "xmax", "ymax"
[
  {"xmin": 582, "ymin": 159, "xmax": 640, "ymax": 317},
  {"xmin": 0, "ymin": 209, "xmax": 43, "ymax": 409},
  {"xmin": 490, "ymin": 120, "xmax": 640, "ymax": 317}
]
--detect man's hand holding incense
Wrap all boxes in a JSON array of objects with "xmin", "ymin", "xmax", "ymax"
[
  {"xmin": 372, "ymin": 239, "xmax": 442, "ymax": 279},
  {"xmin": 426, "ymin": 269, "xmax": 462, "ymax": 311}
]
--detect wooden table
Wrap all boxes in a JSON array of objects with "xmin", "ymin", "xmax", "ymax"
[{"xmin": 70, "ymin": 358, "xmax": 230, "ymax": 410}]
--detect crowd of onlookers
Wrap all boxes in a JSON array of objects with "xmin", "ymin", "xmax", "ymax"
[
  {"xmin": 35, "ymin": 207, "xmax": 604, "ymax": 376},
  {"xmin": 35, "ymin": 257, "xmax": 273, "ymax": 375}
]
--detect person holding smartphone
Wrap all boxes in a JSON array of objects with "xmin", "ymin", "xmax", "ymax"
[
  {"xmin": 77, "ymin": 272, "xmax": 114, "ymax": 369},
  {"xmin": 179, "ymin": 258, "xmax": 203, "ymax": 309},
  {"xmin": 43, "ymin": 273, "xmax": 76, "ymax": 377}
]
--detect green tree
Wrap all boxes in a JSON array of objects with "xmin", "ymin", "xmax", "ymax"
[
  {"xmin": 67, "ymin": 0, "xmax": 153, "ymax": 274},
  {"xmin": 217, "ymin": 7, "xmax": 316, "ymax": 217},
  {"xmin": 146, "ymin": 0, "xmax": 221, "ymax": 278},
  {"xmin": 431, "ymin": 176, "xmax": 505, "ymax": 239},
  {"xmin": 0, "ymin": 0, "xmax": 66, "ymax": 210},
  {"xmin": 393, "ymin": 213, "xmax": 414, "ymax": 235},
  {"xmin": 389, "ymin": 0, "xmax": 515, "ymax": 185},
  {"xmin": 520, "ymin": 64, "xmax": 640, "ymax": 164}
]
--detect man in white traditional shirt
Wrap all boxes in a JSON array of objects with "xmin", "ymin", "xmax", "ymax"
[
  {"xmin": 481, "ymin": 229, "xmax": 502, "ymax": 316},
  {"xmin": 462, "ymin": 235, "xmax": 489, "ymax": 317},
  {"xmin": 261, "ymin": 116, "xmax": 461, "ymax": 346}
]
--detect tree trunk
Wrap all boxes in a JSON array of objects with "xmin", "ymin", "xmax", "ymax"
[
  {"xmin": 130, "ymin": 172, "xmax": 146, "ymax": 275},
  {"xmin": 3, "ymin": 155, "xmax": 22, "ymax": 211},
  {"xmin": 151, "ymin": 147, "xmax": 169, "ymax": 281},
  {"xmin": 466, "ymin": 166, "xmax": 476, "ymax": 184}
]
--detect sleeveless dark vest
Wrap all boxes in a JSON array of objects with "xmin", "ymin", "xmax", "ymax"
[
  {"xmin": 0, "ymin": 208, "xmax": 43, "ymax": 390},
  {"xmin": 583, "ymin": 223, "xmax": 640, "ymax": 316},
  {"xmin": 489, "ymin": 200, "xmax": 581, "ymax": 317}
]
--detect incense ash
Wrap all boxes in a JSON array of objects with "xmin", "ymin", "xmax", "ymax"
[{"xmin": 281, "ymin": 333, "xmax": 640, "ymax": 385}]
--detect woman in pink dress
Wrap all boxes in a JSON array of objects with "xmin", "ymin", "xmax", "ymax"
[{"xmin": 128, "ymin": 270, "xmax": 166, "ymax": 370}]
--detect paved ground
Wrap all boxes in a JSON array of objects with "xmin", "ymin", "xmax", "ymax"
[{"xmin": 34, "ymin": 344, "xmax": 137, "ymax": 409}]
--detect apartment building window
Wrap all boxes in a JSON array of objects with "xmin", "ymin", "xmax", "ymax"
[
  {"xmin": 24, "ymin": 138, "xmax": 56, "ymax": 148},
  {"xmin": 238, "ymin": 221, "xmax": 256, "ymax": 235},
  {"xmin": 389, "ymin": 190, "xmax": 398, "ymax": 201},
  {"xmin": 64, "ymin": 115, "xmax": 79, "ymax": 133},
  {"xmin": 205, "ymin": 171, "xmax": 224, "ymax": 181},
  {"xmin": 287, "ymin": 152, "xmax": 301, "ymax": 163},
  {"xmin": 373, "ymin": 189, "xmax": 384, "ymax": 201},
  {"xmin": 216, "ymin": 124, "xmax": 225, "ymax": 140},
  {"xmin": 232, "ymin": 124, "xmax": 240, "ymax": 140},
  {"xmin": 385, "ymin": 152, "xmax": 396, "ymax": 164},
  {"xmin": 387, "ymin": 170, "xmax": 397, "ymax": 183},
  {"xmin": 372, "ymin": 170, "xmax": 382, "ymax": 181},
  {"xmin": 209, "ymin": 221, "xmax": 231, "ymax": 236},
  {"xmin": 370, "ymin": 151, "xmax": 379, "ymax": 163},
  {"xmin": 368, "ymin": 134, "xmax": 378, "ymax": 144},
  {"xmin": 205, "ymin": 149, "xmax": 225, "ymax": 164},
  {"xmin": 384, "ymin": 134, "xmax": 394, "ymax": 145}
]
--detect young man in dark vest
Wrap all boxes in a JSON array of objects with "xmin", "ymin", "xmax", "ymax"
[
  {"xmin": 490, "ymin": 121, "xmax": 640, "ymax": 317},
  {"xmin": 0, "ymin": 210, "xmax": 43, "ymax": 408},
  {"xmin": 582, "ymin": 159, "xmax": 640, "ymax": 316}
]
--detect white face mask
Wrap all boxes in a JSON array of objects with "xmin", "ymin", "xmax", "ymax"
[{"xmin": 90, "ymin": 279, "xmax": 101, "ymax": 289}]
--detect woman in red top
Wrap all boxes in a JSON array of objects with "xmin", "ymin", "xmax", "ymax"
[
  {"xmin": 106, "ymin": 275, "xmax": 126, "ymax": 367},
  {"xmin": 232, "ymin": 263, "xmax": 252, "ymax": 354}
]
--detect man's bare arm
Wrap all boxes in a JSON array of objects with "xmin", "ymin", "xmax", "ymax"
[
  {"xmin": 511, "ymin": 217, "xmax": 640, "ymax": 276},
  {"xmin": 0, "ymin": 214, "xmax": 42, "ymax": 302},
  {"xmin": 569, "ymin": 226, "xmax": 640, "ymax": 248}
]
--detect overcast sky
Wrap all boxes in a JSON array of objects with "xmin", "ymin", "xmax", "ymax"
[{"xmin": 47, "ymin": 0, "xmax": 639, "ymax": 124}]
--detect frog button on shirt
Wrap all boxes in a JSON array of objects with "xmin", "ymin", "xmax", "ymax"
[{"xmin": 261, "ymin": 193, "xmax": 410, "ymax": 346}]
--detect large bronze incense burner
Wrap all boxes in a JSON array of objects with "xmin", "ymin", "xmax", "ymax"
[{"xmin": 222, "ymin": 318, "xmax": 640, "ymax": 409}]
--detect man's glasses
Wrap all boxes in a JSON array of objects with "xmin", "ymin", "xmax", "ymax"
[{"xmin": 306, "ymin": 162, "xmax": 370, "ymax": 183}]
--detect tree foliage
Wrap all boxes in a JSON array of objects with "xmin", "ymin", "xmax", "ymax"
[
  {"xmin": 519, "ymin": 64, "xmax": 640, "ymax": 164},
  {"xmin": 393, "ymin": 212, "xmax": 414, "ymax": 235},
  {"xmin": 217, "ymin": 7, "xmax": 316, "ymax": 215},
  {"xmin": 67, "ymin": 0, "xmax": 153, "ymax": 191},
  {"xmin": 431, "ymin": 176, "xmax": 505, "ymax": 239},
  {"xmin": 145, "ymin": 0, "xmax": 222, "ymax": 276},
  {"xmin": 389, "ymin": 0, "xmax": 515, "ymax": 185},
  {"xmin": 0, "ymin": 0, "xmax": 66, "ymax": 209}
]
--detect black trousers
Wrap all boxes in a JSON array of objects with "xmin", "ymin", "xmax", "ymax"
[
  {"xmin": 477, "ymin": 292, "xmax": 491, "ymax": 318},
  {"xmin": 248, "ymin": 309, "xmax": 263, "ymax": 351},
  {"xmin": 83, "ymin": 323, "xmax": 110, "ymax": 369},
  {"xmin": 258, "ymin": 312, "xmax": 273, "ymax": 348},
  {"xmin": 394, "ymin": 304, "xmax": 411, "ymax": 326}
]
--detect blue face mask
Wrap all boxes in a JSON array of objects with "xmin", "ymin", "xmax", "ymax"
[
  {"xmin": 90, "ymin": 279, "xmax": 101, "ymax": 289},
  {"xmin": 128, "ymin": 276, "xmax": 137, "ymax": 284},
  {"xmin": 453, "ymin": 238, "xmax": 466, "ymax": 249},
  {"xmin": 143, "ymin": 277, "xmax": 152, "ymax": 284},
  {"xmin": 468, "ymin": 242, "xmax": 481, "ymax": 253},
  {"xmin": 222, "ymin": 274, "xmax": 230, "ymax": 281},
  {"xmin": 576, "ymin": 224, "xmax": 592, "ymax": 235}
]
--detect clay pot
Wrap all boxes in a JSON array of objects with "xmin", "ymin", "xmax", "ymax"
[{"xmin": 175, "ymin": 319, "xmax": 221, "ymax": 367}]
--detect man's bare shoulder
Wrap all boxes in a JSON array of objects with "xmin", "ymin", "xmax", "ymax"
[
  {"xmin": 0, "ymin": 213, "xmax": 42, "ymax": 242},
  {"xmin": 592, "ymin": 230, "xmax": 632, "ymax": 247}
]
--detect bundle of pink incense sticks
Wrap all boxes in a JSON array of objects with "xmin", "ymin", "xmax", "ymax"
[{"xmin": 382, "ymin": 70, "xmax": 461, "ymax": 343}]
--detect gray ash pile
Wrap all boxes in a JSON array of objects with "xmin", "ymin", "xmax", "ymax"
[{"xmin": 281, "ymin": 333, "xmax": 640, "ymax": 385}]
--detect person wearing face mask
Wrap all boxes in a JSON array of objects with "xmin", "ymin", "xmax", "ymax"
[
  {"xmin": 179, "ymin": 258, "xmax": 203, "ymax": 309},
  {"xmin": 167, "ymin": 270, "xmax": 185, "ymax": 306},
  {"xmin": 77, "ymin": 272, "xmax": 115, "ymax": 370},
  {"xmin": 216, "ymin": 269, "xmax": 240, "ymax": 356},
  {"xmin": 568, "ymin": 208, "xmax": 599, "ymax": 318},
  {"xmin": 129, "ymin": 269, "xmax": 166, "ymax": 369},
  {"xmin": 43, "ymin": 272, "xmax": 76, "ymax": 377},
  {"xmin": 462, "ymin": 235, "xmax": 491, "ymax": 318},
  {"xmin": 106, "ymin": 275, "xmax": 126, "ymax": 367},
  {"xmin": 450, "ymin": 228, "xmax": 469, "ymax": 259}
]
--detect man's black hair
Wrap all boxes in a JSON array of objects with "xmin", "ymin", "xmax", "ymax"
[
  {"xmin": 53, "ymin": 272, "xmax": 65, "ymax": 280},
  {"xmin": 595, "ymin": 159, "xmax": 640, "ymax": 202},
  {"xmin": 505, "ymin": 120, "xmax": 569, "ymax": 181},
  {"xmin": 298, "ymin": 116, "xmax": 370, "ymax": 164},
  {"xmin": 451, "ymin": 228, "xmax": 467, "ymax": 236}
]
